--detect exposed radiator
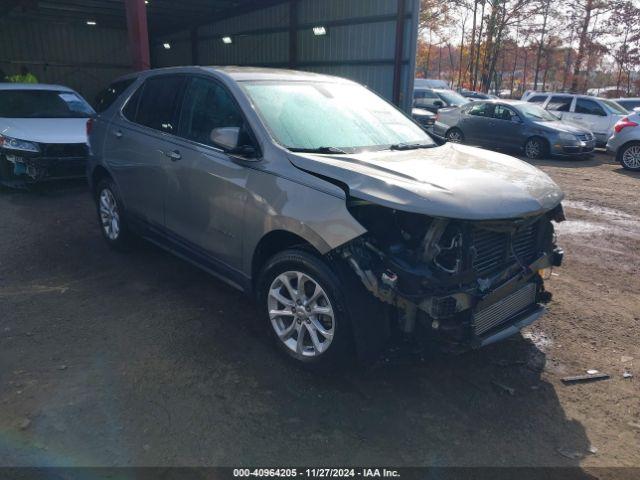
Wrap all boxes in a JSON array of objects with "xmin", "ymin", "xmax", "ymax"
[{"xmin": 472, "ymin": 283, "xmax": 537, "ymax": 335}]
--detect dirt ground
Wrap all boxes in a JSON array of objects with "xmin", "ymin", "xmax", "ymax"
[{"xmin": 0, "ymin": 151, "xmax": 638, "ymax": 473}]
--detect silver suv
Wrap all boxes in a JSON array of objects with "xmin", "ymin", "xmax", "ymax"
[{"xmin": 88, "ymin": 67, "xmax": 565, "ymax": 369}]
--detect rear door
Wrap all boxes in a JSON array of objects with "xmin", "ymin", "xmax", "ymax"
[
  {"xmin": 459, "ymin": 102, "xmax": 494, "ymax": 145},
  {"xmin": 104, "ymin": 74, "xmax": 187, "ymax": 228},
  {"xmin": 164, "ymin": 75, "xmax": 255, "ymax": 272}
]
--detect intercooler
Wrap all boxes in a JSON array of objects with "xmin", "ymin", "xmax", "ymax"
[{"xmin": 472, "ymin": 282, "xmax": 537, "ymax": 335}]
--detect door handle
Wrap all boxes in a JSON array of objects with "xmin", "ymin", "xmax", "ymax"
[
  {"xmin": 163, "ymin": 149, "xmax": 182, "ymax": 161},
  {"xmin": 113, "ymin": 130, "xmax": 123, "ymax": 139}
]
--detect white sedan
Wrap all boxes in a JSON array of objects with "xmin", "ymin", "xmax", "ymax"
[{"xmin": 0, "ymin": 83, "xmax": 94, "ymax": 186}]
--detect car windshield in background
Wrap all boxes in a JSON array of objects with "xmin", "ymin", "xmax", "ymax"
[
  {"xmin": 0, "ymin": 90, "xmax": 95, "ymax": 118},
  {"xmin": 601, "ymin": 99, "xmax": 627, "ymax": 115},
  {"xmin": 241, "ymin": 81, "xmax": 433, "ymax": 152},
  {"xmin": 517, "ymin": 103, "xmax": 558, "ymax": 122},
  {"xmin": 435, "ymin": 90, "xmax": 470, "ymax": 106}
]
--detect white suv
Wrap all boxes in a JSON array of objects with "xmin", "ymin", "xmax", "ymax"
[{"xmin": 525, "ymin": 93, "xmax": 627, "ymax": 146}]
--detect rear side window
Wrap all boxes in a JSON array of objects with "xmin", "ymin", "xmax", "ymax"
[
  {"xmin": 178, "ymin": 77, "xmax": 244, "ymax": 147},
  {"xmin": 94, "ymin": 78, "xmax": 135, "ymax": 113},
  {"xmin": 527, "ymin": 95, "xmax": 547, "ymax": 104},
  {"xmin": 546, "ymin": 96, "xmax": 573, "ymax": 112},
  {"xmin": 124, "ymin": 75, "xmax": 187, "ymax": 133},
  {"xmin": 575, "ymin": 98, "xmax": 606, "ymax": 116},
  {"xmin": 467, "ymin": 103, "xmax": 491, "ymax": 117}
]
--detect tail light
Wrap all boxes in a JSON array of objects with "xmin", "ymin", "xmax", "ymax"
[
  {"xmin": 614, "ymin": 117, "xmax": 638, "ymax": 134},
  {"xmin": 86, "ymin": 118, "xmax": 94, "ymax": 136}
]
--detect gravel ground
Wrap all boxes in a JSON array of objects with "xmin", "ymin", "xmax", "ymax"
[{"xmin": 0, "ymin": 151, "xmax": 638, "ymax": 472}]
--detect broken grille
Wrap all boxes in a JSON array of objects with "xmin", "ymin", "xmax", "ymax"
[{"xmin": 472, "ymin": 222, "xmax": 539, "ymax": 274}]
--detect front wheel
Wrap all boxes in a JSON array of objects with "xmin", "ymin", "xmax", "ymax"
[
  {"xmin": 524, "ymin": 137, "xmax": 548, "ymax": 159},
  {"xmin": 257, "ymin": 249, "xmax": 354, "ymax": 370},
  {"xmin": 618, "ymin": 142, "xmax": 640, "ymax": 171}
]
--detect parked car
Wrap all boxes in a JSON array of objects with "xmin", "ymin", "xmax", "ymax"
[
  {"xmin": 411, "ymin": 107, "xmax": 436, "ymax": 131},
  {"xmin": 606, "ymin": 110, "xmax": 640, "ymax": 171},
  {"xmin": 88, "ymin": 67, "xmax": 564, "ymax": 369},
  {"xmin": 0, "ymin": 83, "xmax": 94, "ymax": 186},
  {"xmin": 525, "ymin": 93, "xmax": 627, "ymax": 146},
  {"xmin": 611, "ymin": 97, "xmax": 640, "ymax": 112},
  {"xmin": 432, "ymin": 100, "xmax": 596, "ymax": 159},
  {"xmin": 413, "ymin": 87, "xmax": 470, "ymax": 113},
  {"xmin": 460, "ymin": 89, "xmax": 497, "ymax": 101}
]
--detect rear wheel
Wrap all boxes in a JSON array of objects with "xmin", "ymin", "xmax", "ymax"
[
  {"xmin": 95, "ymin": 177, "xmax": 133, "ymax": 251},
  {"xmin": 446, "ymin": 128, "xmax": 464, "ymax": 144},
  {"xmin": 257, "ymin": 249, "xmax": 355, "ymax": 370},
  {"xmin": 618, "ymin": 142, "xmax": 640, "ymax": 171},
  {"xmin": 524, "ymin": 137, "xmax": 548, "ymax": 159}
]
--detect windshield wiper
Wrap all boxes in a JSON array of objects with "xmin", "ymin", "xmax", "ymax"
[
  {"xmin": 288, "ymin": 146, "xmax": 347, "ymax": 154},
  {"xmin": 389, "ymin": 142, "xmax": 435, "ymax": 151}
]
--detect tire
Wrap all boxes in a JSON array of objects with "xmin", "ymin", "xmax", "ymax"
[
  {"xmin": 445, "ymin": 128, "xmax": 464, "ymax": 144},
  {"xmin": 95, "ymin": 177, "xmax": 133, "ymax": 251},
  {"xmin": 617, "ymin": 141, "xmax": 640, "ymax": 171},
  {"xmin": 257, "ymin": 249, "xmax": 359, "ymax": 371},
  {"xmin": 524, "ymin": 137, "xmax": 548, "ymax": 160}
]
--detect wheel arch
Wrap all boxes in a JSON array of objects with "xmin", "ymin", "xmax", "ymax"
[
  {"xmin": 616, "ymin": 139, "xmax": 640, "ymax": 160},
  {"xmin": 251, "ymin": 230, "xmax": 322, "ymax": 290},
  {"xmin": 90, "ymin": 165, "xmax": 112, "ymax": 195}
]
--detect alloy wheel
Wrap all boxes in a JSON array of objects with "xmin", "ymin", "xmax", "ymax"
[
  {"xmin": 99, "ymin": 188, "xmax": 120, "ymax": 240},
  {"xmin": 447, "ymin": 130, "xmax": 462, "ymax": 143},
  {"xmin": 525, "ymin": 139, "xmax": 541, "ymax": 159},
  {"xmin": 621, "ymin": 145, "xmax": 640, "ymax": 169},
  {"xmin": 267, "ymin": 271, "xmax": 335, "ymax": 357}
]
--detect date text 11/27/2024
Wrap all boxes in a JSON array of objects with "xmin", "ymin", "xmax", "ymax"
[{"xmin": 232, "ymin": 469, "xmax": 401, "ymax": 478}]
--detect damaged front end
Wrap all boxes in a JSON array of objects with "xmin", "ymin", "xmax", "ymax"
[
  {"xmin": 336, "ymin": 199, "xmax": 565, "ymax": 351},
  {"xmin": 0, "ymin": 135, "xmax": 88, "ymax": 187}
]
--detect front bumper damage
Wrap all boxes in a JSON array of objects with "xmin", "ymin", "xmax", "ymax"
[
  {"xmin": 0, "ymin": 145, "xmax": 88, "ymax": 186},
  {"xmin": 336, "ymin": 201, "xmax": 565, "ymax": 351}
]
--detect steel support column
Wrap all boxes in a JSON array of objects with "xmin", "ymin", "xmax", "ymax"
[
  {"xmin": 289, "ymin": 0, "xmax": 298, "ymax": 68},
  {"xmin": 392, "ymin": 0, "xmax": 406, "ymax": 106},
  {"xmin": 124, "ymin": 0, "xmax": 150, "ymax": 71}
]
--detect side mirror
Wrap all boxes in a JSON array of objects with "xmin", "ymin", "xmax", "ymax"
[
  {"xmin": 210, "ymin": 127, "xmax": 240, "ymax": 150},
  {"xmin": 433, "ymin": 100, "xmax": 444, "ymax": 108},
  {"xmin": 512, "ymin": 115, "xmax": 523, "ymax": 124}
]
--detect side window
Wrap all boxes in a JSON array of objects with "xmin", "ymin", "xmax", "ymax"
[
  {"xmin": 122, "ymin": 83, "xmax": 143, "ymax": 121},
  {"xmin": 94, "ymin": 78, "xmax": 135, "ymax": 113},
  {"xmin": 493, "ymin": 105, "xmax": 516, "ymax": 121},
  {"xmin": 178, "ymin": 77, "xmax": 244, "ymax": 147},
  {"xmin": 575, "ymin": 98, "xmax": 606, "ymax": 116},
  {"xmin": 527, "ymin": 95, "xmax": 548, "ymax": 104},
  {"xmin": 467, "ymin": 103, "xmax": 490, "ymax": 116},
  {"xmin": 130, "ymin": 75, "xmax": 186, "ymax": 133},
  {"xmin": 546, "ymin": 96, "xmax": 573, "ymax": 112}
]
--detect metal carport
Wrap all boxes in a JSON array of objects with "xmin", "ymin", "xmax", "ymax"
[{"xmin": 0, "ymin": 0, "xmax": 419, "ymax": 111}]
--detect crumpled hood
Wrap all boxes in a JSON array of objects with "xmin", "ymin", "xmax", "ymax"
[
  {"xmin": 1, "ymin": 118, "xmax": 88, "ymax": 144},
  {"xmin": 288, "ymin": 143, "xmax": 564, "ymax": 220},
  {"xmin": 533, "ymin": 120, "xmax": 590, "ymax": 135}
]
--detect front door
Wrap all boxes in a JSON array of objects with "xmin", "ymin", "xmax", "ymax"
[
  {"xmin": 491, "ymin": 104, "xmax": 526, "ymax": 150},
  {"xmin": 164, "ymin": 76, "xmax": 253, "ymax": 272},
  {"xmin": 565, "ymin": 98, "xmax": 611, "ymax": 144},
  {"xmin": 104, "ymin": 75, "xmax": 187, "ymax": 228}
]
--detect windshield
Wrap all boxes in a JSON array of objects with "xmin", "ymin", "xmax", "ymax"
[
  {"xmin": 241, "ymin": 81, "xmax": 433, "ymax": 152},
  {"xmin": 435, "ymin": 90, "xmax": 470, "ymax": 106},
  {"xmin": 516, "ymin": 103, "xmax": 558, "ymax": 122},
  {"xmin": 0, "ymin": 90, "xmax": 95, "ymax": 118},
  {"xmin": 601, "ymin": 99, "xmax": 628, "ymax": 115}
]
